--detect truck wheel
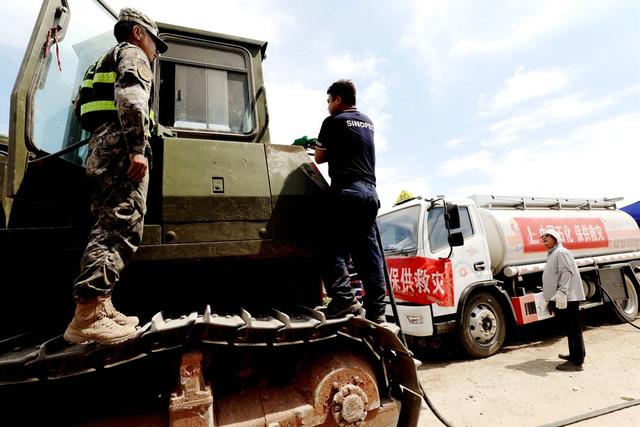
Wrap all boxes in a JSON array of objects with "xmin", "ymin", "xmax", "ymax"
[
  {"xmin": 613, "ymin": 275, "xmax": 639, "ymax": 322},
  {"xmin": 458, "ymin": 292, "xmax": 506, "ymax": 358}
]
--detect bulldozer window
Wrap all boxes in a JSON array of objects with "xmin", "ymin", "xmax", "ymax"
[
  {"xmin": 158, "ymin": 38, "xmax": 254, "ymax": 135},
  {"xmin": 31, "ymin": 0, "xmax": 115, "ymax": 165}
]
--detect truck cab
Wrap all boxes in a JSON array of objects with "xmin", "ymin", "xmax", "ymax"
[
  {"xmin": 379, "ymin": 197, "xmax": 505, "ymax": 357},
  {"xmin": 379, "ymin": 197, "xmax": 493, "ymax": 323}
]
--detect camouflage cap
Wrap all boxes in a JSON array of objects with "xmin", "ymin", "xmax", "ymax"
[{"xmin": 117, "ymin": 8, "xmax": 168, "ymax": 53}]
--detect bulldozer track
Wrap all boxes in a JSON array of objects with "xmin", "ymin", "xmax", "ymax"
[{"xmin": 0, "ymin": 306, "xmax": 409, "ymax": 386}]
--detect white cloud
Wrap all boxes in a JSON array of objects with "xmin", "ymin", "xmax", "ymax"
[
  {"xmin": 326, "ymin": 53, "xmax": 379, "ymax": 79},
  {"xmin": 266, "ymin": 81, "xmax": 326, "ymax": 146},
  {"xmin": 445, "ymin": 138, "xmax": 465, "ymax": 148},
  {"xmin": 439, "ymin": 150, "xmax": 492, "ymax": 176},
  {"xmin": 543, "ymin": 95, "xmax": 615, "ymax": 121},
  {"xmin": 485, "ymin": 114, "xmax": 545, "ymax": 146},
  {"xmin": 106, "ymin": 0, "xmax": 295, "ymax": 43},
  {"xmin": 401, "ymin": 0, "xmax": 611, "ymax": 93},
  {"xmin": 455, "ymin": 113, "xmax": 640, "ymax": 204},
  {"xmin": 482, "ymin": 91, "xmax": 620, "ymax": 147},
  {"xmin": 447, "ymin": 2, "xmax": 594, "ymax": 57},
  {"xmin": 483, "ymin": 66, "xmax": 570, "ymax": 113}
]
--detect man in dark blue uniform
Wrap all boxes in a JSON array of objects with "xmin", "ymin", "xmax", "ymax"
[{"xmin": 314, "ymin": 80, "xmax": 386, "ymax": 323}]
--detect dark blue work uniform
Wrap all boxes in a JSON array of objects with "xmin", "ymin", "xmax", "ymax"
[{"xmin": 317, "ymin": 108, "xmax": 386, "ymax": 320}]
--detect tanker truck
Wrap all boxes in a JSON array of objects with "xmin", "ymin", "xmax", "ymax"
[
  {"xmin": 0, "ymin": 1, "xmax": 422, "ymax": 425},
  {"xmin": 378, "ymin": 194, "xmax": 640, "ymax": 357}
]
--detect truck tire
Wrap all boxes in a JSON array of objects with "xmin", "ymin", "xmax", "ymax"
[
  {"xmin": 612, "ymin": 275, "xmax": 639, "ymax": 323},
  {"xmin": 459, "ymin": 291, "xmax": 506, "ymax": 358}
]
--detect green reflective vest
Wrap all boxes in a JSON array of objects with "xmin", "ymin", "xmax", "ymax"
[{"xmin": 74, "ymin": 49, "xmax": 118, "ymax": 132}]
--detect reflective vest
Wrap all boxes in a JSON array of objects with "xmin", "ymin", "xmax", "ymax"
[{"xmin": 74, "ymin": 48, "xmax": 118, "ymax": 132}]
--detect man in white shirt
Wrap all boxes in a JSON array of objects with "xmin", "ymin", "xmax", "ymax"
[{"xmin": 541, "ymin": 228, "xmax": 586, "ymax": 371}]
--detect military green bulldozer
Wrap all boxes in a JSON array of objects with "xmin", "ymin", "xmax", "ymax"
[{"xmin": 0, "ymin": 1, "xmax": 421, "ymax": 425}]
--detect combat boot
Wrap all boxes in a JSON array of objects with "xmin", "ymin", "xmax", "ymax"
[
  {"xmin": 64, "ymin": 298, "xmax": 137, "ymax": 345},
  {"xmin": 101, "ymin": 296, "xmax": 139, "ymax": 327}
]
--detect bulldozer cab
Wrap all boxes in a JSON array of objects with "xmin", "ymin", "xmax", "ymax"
[
  {"xmin": 5, "ymin": 0, "xmax": 272, "ymax": 230},
  {"xmin": 2, "ymin": 0, "xmax": 326, "ymax": 336}
]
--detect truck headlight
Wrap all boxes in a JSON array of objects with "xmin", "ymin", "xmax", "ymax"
[{"xmin": 406, "ymin": 315, "xmax": 424, "ymax": 324}]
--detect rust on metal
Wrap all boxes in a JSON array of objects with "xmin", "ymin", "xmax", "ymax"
[
  {"xmin": 332, "ymin": 383, "xmax": 368, "ymax": 426},
  {"xmin": 169, "ymin": 352, "xmax": 214, "ymax": 427}
]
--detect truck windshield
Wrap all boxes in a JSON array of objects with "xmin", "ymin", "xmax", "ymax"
[
  {"xmin": 378, "ymin": 205, "xmax": 420, "ymax": 254},
  {"xmin": 31, "ymin": 0, "xmax": 115, "ymax": 164}
]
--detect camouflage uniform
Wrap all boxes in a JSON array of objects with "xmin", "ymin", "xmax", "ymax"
[{"xmin": 73, "ymin": 42, "xmax": 153, "ymax": 302}]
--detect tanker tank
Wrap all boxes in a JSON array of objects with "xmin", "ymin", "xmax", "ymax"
[{"xmin": 471, "ymin": 196, "xmax": 640, "ymax": 274}]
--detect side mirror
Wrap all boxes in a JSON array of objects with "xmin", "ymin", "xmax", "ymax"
[
  {"xmin": 445, "ymin": 204, "xmax": 461, "ymax": 230},
  {"xmin": 448, "ymin": 231, "xmax": 464, "ymax": 247}
]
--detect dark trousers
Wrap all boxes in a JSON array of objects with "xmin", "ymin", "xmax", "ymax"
[
  {"xmin": 322, "ymin": 181, "xmax": 386, "ymax": 319},
  {"xmin": 550, "ymin": 300, "xmax": 586, "ymax": 365}
]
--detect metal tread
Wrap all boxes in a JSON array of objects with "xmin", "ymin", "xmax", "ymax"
[{"xmin": 0, "ymin": 305, "xmax": 391, "ymax": 385}]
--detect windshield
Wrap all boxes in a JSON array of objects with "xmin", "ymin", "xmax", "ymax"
[
  {"xmin": 31, "ymin": 0, "xmax": 116, "ymax": 164},
  {"xmin": 378, "ymin": 205, "xmax": 420, "ymax": 254}
]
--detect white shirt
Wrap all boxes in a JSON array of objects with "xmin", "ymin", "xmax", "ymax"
[{"xmin": 542, "ymin": 243, "xmax": 586, "ymax": 302}]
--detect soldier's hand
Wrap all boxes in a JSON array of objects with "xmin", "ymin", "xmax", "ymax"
[{"xmin": 128, "ymin": 153, "xmax": 148, "ymax": 182}]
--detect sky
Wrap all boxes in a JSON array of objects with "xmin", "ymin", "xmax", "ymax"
[{"xmin": 1, "ymin": 0, "xmax": 639, "ymax": 210}]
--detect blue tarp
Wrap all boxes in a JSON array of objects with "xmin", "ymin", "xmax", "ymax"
[{"xmin": 621, "ymin": 201, "xmax": 640, "ymax": 226}]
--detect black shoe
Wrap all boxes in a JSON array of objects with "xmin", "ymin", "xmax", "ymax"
[
  {"xmin": 324, "ymin": 300, "xmax": 362, "ymax": 319},
  {"xmin": 558, "ymin": 354, "xmax": 571, "ymax": 361},
  {"xmin": 555, "ymin": 361, "xmax": 583, "ymax": 372}
]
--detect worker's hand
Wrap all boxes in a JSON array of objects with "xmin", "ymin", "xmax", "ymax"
[
  {"xmin": 127, "ymin": 153, "xmax": 148, "ymax": 182},
  {"xmin": 553, "ymin": 291, "xmax": 568, "ymax": 310},
  {"xmin": 292, "ymin": 136, "xmax": 319, "ymax": 149}
]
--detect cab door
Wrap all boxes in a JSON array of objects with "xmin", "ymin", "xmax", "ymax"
[
  {"xmin": 0, "ymin": 0, "xmax": 118, "ymax": 338},
  {"xmin": 154, "ymin": 36, "xmax": 272, "ymax": 250},
  {"xmin": 4, "ymin": 0, "xmax": 117, "ymax": 232},
  {"xmin": 424, "ymin": 203, "xmax": 493, "ymax": 318}
]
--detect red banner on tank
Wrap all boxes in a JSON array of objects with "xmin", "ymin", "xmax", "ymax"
[
  {"xmin": 514, "ymin": 217, "xmax": 609, "ymax": 252},
  {"xmin": 386, "ymin": 257, "xmax": 454, "ymax": 306}
]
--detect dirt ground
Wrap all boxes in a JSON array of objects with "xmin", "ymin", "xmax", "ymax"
[{"xmin": 415, "ymin": 306, "xmax": 640, "ymax": 426}]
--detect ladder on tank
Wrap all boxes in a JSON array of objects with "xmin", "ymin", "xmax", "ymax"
[{"xmin": 469, "ymin": 194, "xmax": 623, "ymax": 210}]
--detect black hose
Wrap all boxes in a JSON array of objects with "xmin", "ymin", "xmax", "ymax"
[
  {"xmin": 373, "ymin": 223, "xmax": 456, "ymax": 426},
  {"xmin": 420, "ymin": 383, "xmax": 455, "ymax": 427},
  {"xmin": 597, "ymin": 281, "xmax": 640, "ymax": 331},
  {"xmin": 373, "ymin": 222, "xmax": 407, "ymax": 348}
]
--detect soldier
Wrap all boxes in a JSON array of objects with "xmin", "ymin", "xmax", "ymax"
[{"xmin": 64, "ymin": 8, "xmax": 168, "ymax": 345}]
